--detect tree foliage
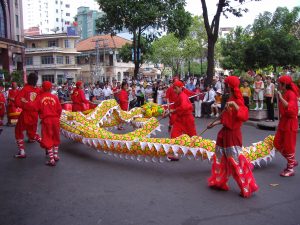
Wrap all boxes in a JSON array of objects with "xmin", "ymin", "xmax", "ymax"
[
  {"xmin": 219, "ymin": 7, "xmax": 300, "ymax": 73},
  {"xmin": 96, "ymin": 0, "xmax": 192, "ymax": 79},
  {"xmin": 200, "ymin": 0, "xmax": 261, "ymax": 85}
]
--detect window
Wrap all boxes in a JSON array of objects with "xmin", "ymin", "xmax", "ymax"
[
  {"xmin": 41, "ymin": 56, "xmax": 54, "ymax": 64},
  {"xmin": 65, "ymin": 56, "xmax": 70, "ymax": 64},
  {"xmin": 60, "ymin": 1, "xmax": 63, "ymax": 5},
  {"xmin": 66, "ymin": 13, "xmax": 70, "ymax": 17},
  {"xmin": 56, "ymin": 56, "xmax": 63, "ymax": 64},
  {"xmin": 61, "ymin": 18, "xmax": 64, "ymax": 22},
  {"xmin": 15, "ymin": 15, "xmax": 19, "ymax": 28},
  {"xmin": 32, "ymin": 43, "xmax": 36, "ymax": 48},
  {"xmin": 0, "ymin": 2, "xmax": 6, "ymax": 38},
  {"xmin": 42, "ymin": 75, "xmax": 54, "ymax": 83},
  {"xmin": 57, "ymin": 75, "xmax": 64, "ymax": 85},
  {"xmin": 56, "ymin": 18, "xmax": 59, "ymax": 22},
  {"xmin": 56, "ymin": 9, "xmax": 58, "ymax": 13},
  {"xmin": 16, "ymin": 35, "xmax": 20, "ymax": 42},
  {"xmin": 48, "ymin": 40, "xmax": 57, "ymax": 47},
  {"xmin": 15, "ymin": 0, "xmax": 18, "ymax": 8},
  {"xmin": 55, "ymin": 0, "xmax": 58, "ymax": 4},
  {"xmin": 64, "ymin": 39, "xmax": 69, "ymax": 48},
  {"xmin": 25, "ymin": 57, "xmax": 33, "ymax": 65}
]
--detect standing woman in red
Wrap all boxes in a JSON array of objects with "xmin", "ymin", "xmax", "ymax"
[
  {"xmin": 71, "ymin": 81, "xmax": 89, "ymax": 112},
  {"xmin": 170, "ymin": 80, "xmax": 197, "ymax": 138},
  {"xmin": 0, "ymin": 86, "xmax": 5, "ymax": 127},
  {"xmin": 14, "ymin": 73, "xmax": 41, "ymax": 158},
  {"xmin": 118, "ymin": 81, "xmax": 129, "ymax": 130},
  {"xmin": 7, "ymin": 82, "xmax": 20, "ymax": 126},
  {"xmin": 207, "ymin": 76, "xmax": 258, "ymax": 198},
  {"xmin": 274, "ymin": 75, "xmax": 299, "ymax": 177}
]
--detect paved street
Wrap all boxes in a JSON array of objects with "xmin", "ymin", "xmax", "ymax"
[{"xmin": 0, "ymin": 118, "xmax": 299, "ymax": 225}]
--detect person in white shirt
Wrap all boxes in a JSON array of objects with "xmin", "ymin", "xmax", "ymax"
[
  {"xmin": 144, "ymin": 84, "xmax": 153, "ymax": 102},
  {"xmin": 135, "ymin": 84, "xmax": 145, "ymax": 106},
  {"xmin": 103, "ymin": 84, "xmax": 113, "ymax": 100},
  {"xmin": 201, "ymin": 85, "xmax": 216, "ymax": 117},
  {"xmin": 157, "ymin": 85, "xmax": 164, "ymax": 105},
  {"xmin": 93, "ymin": 84, "xmax": 103, "ymax": 100}
]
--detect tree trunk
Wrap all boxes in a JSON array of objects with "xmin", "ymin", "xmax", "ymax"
[
  {"xmin": 206, "ymin": 38, "xmax": 215, "ymax": 86},
  {"xmin": 133, "ymin": 27, "xmax": 142, "ymax": 80}
]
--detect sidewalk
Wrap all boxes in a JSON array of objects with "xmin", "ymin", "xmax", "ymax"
[{"xmin": 245, "ymin": 119, "xmax": 300, "ymax": 133}]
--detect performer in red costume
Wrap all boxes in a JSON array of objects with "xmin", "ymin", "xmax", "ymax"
[
  {"xmin": 165, "ymin": 77, "xmax": 195, "ymax": 132},
  {"xmin": 0, "ymin": 86, "xmax": 5, "ymax": 128},
  {"xmin": 25, "ymin": 81, "xmax": 62, "ymax": 166},
  {"xmin": 71, "ymin": 81, "xmax": 89, "ymax": 112},
  {"xmin": 207, "ymin": 76, "xmax": 258, "ymax": 198},
  {"xmin": 14, "ymin": 73, "xmax": 41, "ymax": 158},
  {"xmin": 118, "ymin": 81, "xmax": 129, "ymax": 130},
  {"xmin": 274, "ymin": 75, "xmax": 299, "ymax": 177},
  {"xmin": 170, "ymin": 80, "xmax": 197, "ymax": 138},
  {"xmin": 166, "ymin": 80, "xmax": 197, "ymax": 161},
  {"xmin": 7, "ymin": 82, "xmax": 21, "ymax": 126}
]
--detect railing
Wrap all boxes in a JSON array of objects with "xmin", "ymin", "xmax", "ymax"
[{"xmin": 25, "ymin": 47, "xmax": 64, "ymax": 52}]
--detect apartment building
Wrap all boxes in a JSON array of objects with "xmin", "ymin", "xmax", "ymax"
[
  {"xmin": 24, "ymin": 33, "xmax": 81, "ymax": 85},
  {"xmin": 0, "ymin": 0, "xmax": 24, "ymax": 74}
]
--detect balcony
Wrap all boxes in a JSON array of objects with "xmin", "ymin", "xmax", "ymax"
[{"xmin": 26, "ymin": 47, "xmax": 64, "ymax": 53}]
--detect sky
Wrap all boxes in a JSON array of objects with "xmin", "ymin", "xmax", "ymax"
[{"xmin": 185, "ymin": 0, "xmax": 300, "ymax": 28}]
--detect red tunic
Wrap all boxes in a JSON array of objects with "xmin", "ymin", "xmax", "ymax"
[
  {"xmin": 33, "ymin": 92, "xmax": 62, "ymax": 149},
  {"xmin": 171, "ymin": 91, "xmax": 197, "ymax": 138},
  {"xmin": 0, "ymin": 92, "xmax": 5, "ymax": 117},
  {"xmin": 216, "ymin": 96, "xmax": 248, "ymax": 148},
  {"xmin": 7, "ymin": 89, "xmax": 21, "ymax": 119},
  {"xmin": 15, "ymin": 85, "xmax": 41, "ymax": 140},
  {"xmin": 274, "ymin": 90, "xmax": 298, "ymax": 156},
  {"xmin": 119, "ymin": 89, "xmax": 128, "ymax": 111},
  {"xmin": 71, "ymin": 88, "xmax": 89, "ymax": 112},
  {"xmin": 166, "ymin": 87, "xmax": 195, "ymax": 126}
]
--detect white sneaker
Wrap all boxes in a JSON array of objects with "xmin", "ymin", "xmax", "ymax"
[
  {"xmin": 210, "ymin": 113, "xmax": 214, "ymax": 117},
  {"xmin": 254, "ymin": 107, "xmax": 258, "ymax": 110},
  {"xmin": 215, "ymin": 113, "xmax": 219, "ymax": 117},
  {"xmin": 259, "ymin": 107, "xmax": 263, "ymax": 110}
]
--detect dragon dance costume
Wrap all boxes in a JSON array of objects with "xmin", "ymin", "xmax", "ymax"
[
  {"xmin": 274, "ymin": 75, "xmax": 299, "ymax": 177},
  {"xmin": 14, "ymin": 82, "xmax": 41, "ymax": 158},
  {"xmin": 7, "ymin": 82, "xmax": 21, "ymax": 125},
  {"xmin": 208, "ymin": 76, "xmax": 258, "ymax": 198},
  {"xmin": 71, "ymin": 81, "xmax": 89, "ymax": 112}
]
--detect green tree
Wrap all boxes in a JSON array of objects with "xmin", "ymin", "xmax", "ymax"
[
  {"xmin": 245, "ymin": 7, "xmax": 300, "ymax": 71},
  {"xmin": 147, "ymin": 33, "xmax": 182, "ymax": 77},
  {"xmin": 200, "ymin": 0, "xmax": 260, "ymax": 85},
  {"xmin": 96, "ymin": 0, "xmax": 192, "ymax": 79},
  {"xmin": 219, "ymin": 26, "xmax": 251, "ymax": 70}
]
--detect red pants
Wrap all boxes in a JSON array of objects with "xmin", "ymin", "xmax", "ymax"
[
  {"xmin": 40, "ymin": 117, "xmax": 60, "ymax": 149},
  {"xmin": 0, "ymin": 103, "xmax": 5, "ymax": 118},
  {"xmin": 15, "ymin": 115, "xmax": 38, "ymax": 140},
  {"xmin": 171, "ymin": 115, "xmax": 196, "ymax": 138},
  {"xmin": 274, "ymin": 129, "xmax": 297, "ymax": 157},
  {"xmin": 216, "ymin": 127, "xmax": 242, "ymax": 148}
]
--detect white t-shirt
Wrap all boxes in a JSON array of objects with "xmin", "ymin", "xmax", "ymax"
[
  {"xmin": 103, "ymin": 87, "xmax": 112, "ymax": 97},
  {"xmin": 93, "ymin": 88, "xmax": 102, "ymax": 97}
]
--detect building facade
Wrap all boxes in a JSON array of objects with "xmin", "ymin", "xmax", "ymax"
[
  {"xmin": 76, "ymin": 6, "xmax": 104, "ymax": 40},
  {"xmin": 24, "ymin": 33, "xmax": 81, "ymax": 85},
  {"xmin": 76, "ymin": 34, "xmax": 135, "ymax": 83},
  {"xmin": 23, "ymin": 0, "xmax": 100, "ymax": 35},
  {"xmin": 0, "ymin": 0, "xmax": 24, "ymax": 75}
]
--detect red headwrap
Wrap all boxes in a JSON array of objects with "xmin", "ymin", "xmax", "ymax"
[
  {"xmin": 224, "ymin": 76, "xmax": 243, "ymax": 100},
  {"xmin": 11, "ymin": 82, "xmax": 17, "ymax": 86},
  {"xmin": 172, "ymin": 76, "xmax": 179, "ymax": 82},
  {"xmin": 278, "ymin": 75, "xmax": 300, "ymax": 97},
  {"xmin": 76, "ymin": 81, "xmax": 83, "ymax": 88},
  {"xmin": 173, "ymin": 80, "xmax": 184, "ymax": 88},
  {"xmin": 42, "ymin": 81, "xmax": 52, "ymax": 92}
]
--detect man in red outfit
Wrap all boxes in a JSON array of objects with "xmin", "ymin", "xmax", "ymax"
[
  {"xmin": 274, "ymin": 75, "xmax": 299, "ymax": 177},
  {"xmin": 165, "ymin": 77, "xmax": 195, "ymax": 132},
  {"xmin": 0, "ymin": 86, "xmax": 5, "ymax": 132},
  {"xmin": 14, "ymin": 73, "xmax": 41, "ymax": 158},
  {"xmin": 170, "ymin": 80, "xmax": 197, "ymax": 138},
  {"xmin": 118, "ymin": 81, "xmax": 129, "ymax": 130},
  {"xmin": 25, "ymin": 81, "xmax": 62, "ymax": 166},
  {"xmin": 7, "ymin": 82, "xmax": 21, "ymax": 126},
  {"xmin": 207, "ymin": 76, "xmax": 258, "ymax": 198},
  {"xmin": 71, "ymin": 81, "xmax": 89, "ymax": 112},
  {"xmin": 167, "ymin": 80, "xmax": 197, "ymax": 161}
]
